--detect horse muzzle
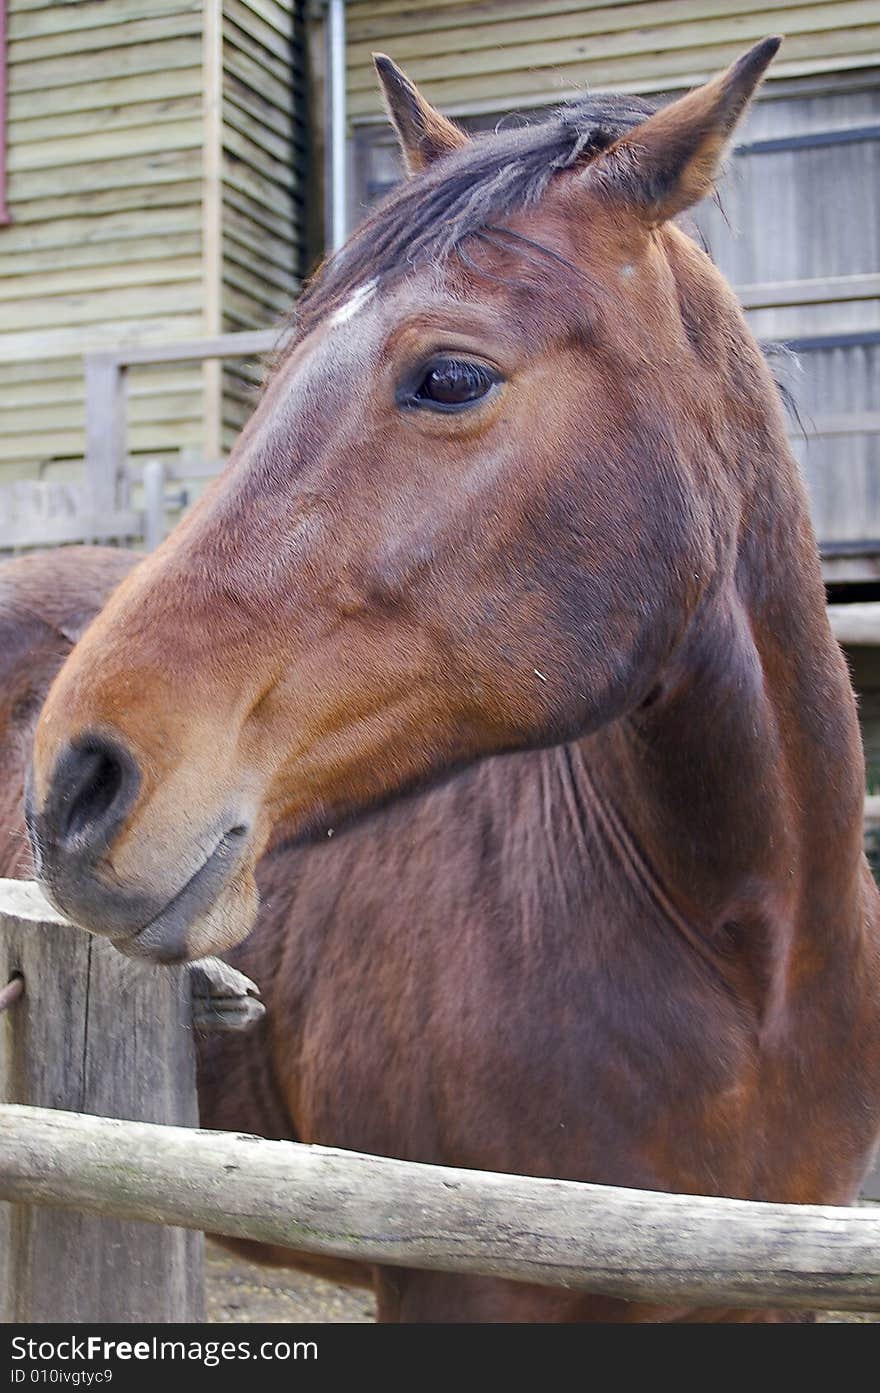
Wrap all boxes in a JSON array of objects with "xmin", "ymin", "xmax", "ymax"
[{"xmin": 27, "ymin": 732, "xmax": 257, "ymax": 963}]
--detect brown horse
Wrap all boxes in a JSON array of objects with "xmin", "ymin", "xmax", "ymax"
[{"xmin": 23, "ymin": 41, "xmax": 880, "ymax": 1320}]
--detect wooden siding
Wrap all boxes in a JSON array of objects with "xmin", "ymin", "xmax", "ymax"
[
  {"xmin": 345, "ymin": 1, "xmax": 880, "ymax": 119},
  {"xmin": 1, "ymin": 0, "xmax": 9, "ymax": 225},
  {"xmin": 217, "ymin": 0, "xmax": 308, "ymax": 451},
  {"xmin": 0, "ymin": 0, "xmax": 206, "ymax": 483},
  {"xmin": 0, "ymin": 0, "xmax": 307, "ymax": 491},
  {"xmin": 695, "ymin": 80, "xmax": 880, "ymax": 566}
]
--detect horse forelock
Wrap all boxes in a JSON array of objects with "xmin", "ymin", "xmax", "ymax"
[{"xmin": 284, "ymin": 92, "xmax": 657, "ymax": 348}]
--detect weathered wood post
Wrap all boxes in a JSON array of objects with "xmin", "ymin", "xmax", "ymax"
[{"xmin": 0, "ymin": 878, "xmax": 203, "ymax": 1322}]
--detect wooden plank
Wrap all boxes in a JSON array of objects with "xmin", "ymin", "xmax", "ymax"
[
  {"xmin": 7, "ymin": 0, "xmax": 199, "ymax": 43},
  {"xmin": 8, "ymin": 147, "xmax": 202, "ymax": 202},
  {"xmin": 829, "ymin": 604, "xmax": 880, "ymax": 646},
  {"xmin": 109, "ymin": 328, "xmax": 281, "ymax": 365},
  {"xmin": 221, "ymin": 12, "xmax": 292, "ymax": 88},
  {"xmin": 204, "ymin": 0, "xmax": 223, "ymax": 464},
  {"xmin": 238, "ymin": 0, "xmax": 295, "ymax": 41},
  {"xmin": 220, "ymin": 156, "xmax": 299, "ymax": 229},
  {"xmin": 347, "ymin": 6, "xmax": 880, "ymax": 95},
  {"xmin": 223, "ymin": 39, "xmax": 292, "ymax": 114},
  {"xmin": 1, "ymin": 393, "xmax": 203, "ymax": 437},
  {"xmin": 347, "ymin": 0, "xmax": 653, "ymax": 24},
  {"xmin": 0, "ymin": 204, "xmax": 202, "ymax": 254},
  {"xmin": 9, "ymin": 7, "xmax": 203, "ymax": 63},
  {"xmin": 9, "ymin": 93, "xmax": 202, "ymax": 154},
  {"xmin": 4, "ymin": 178, "xmax": 203, "ymax": 227},
  {"xmin": 0, "ymin": 510, "xmax": 145, "ymax": 549},
  {"xmin": 0, "ymin": 367, "xmax": 202, "ymax": 411},
  {"xmin": 1, "ymin": 232, "xmax": 202, "ymax": 279},
  {"xmin": 84, "ymin": 355, "xmax": 126, "ymax": 512},
  {"xmin": 7, "ymin": 116, "xmax": 204, "ymax": 173},
  {"xmin": 0, "ymin": 356, "xmax": 84, "ymax": 384},
  {"xmin": 222, "ymin": 202, "xmax": 297, "ymax": 275},
  {"xmin": 223, "ymin": 90, "xmax": 300, "ymax": 167},
  {"xmin": 223, "ymin": 234, "xmax": 298, "ymax": 295},
  {"xmin": 222, "ymin": 119, "xmax": 298, "ymax": 192},
  {"xmin": 225, "ymin": 0, "xmax": 294, "ymax": 67},
  {"xmin": 222, "ymin": 66, "xmax": 301, "ymax": 142},
  {"xmin": 9, "ymin": 0, "xmax": 108, "ymax": 8},
  {"xmin": 221, "ymin": 177, "xmax": 300, "ymax": 244},
  {"xmin": 738, "ymin": 273, "xmax": 880, "ymax": 310},
  {"xmin": 1, "ymin": 1105, "xmax": 879, "ymax": 1311},
  {"xmin": 7, "ymin": 65, "xmax": 203, "ymax": 121},
  {"xmin": 348, "ymin": 27, "xmax": 880, "ymax": 117},
  {"xmin": 8, "ymin": 35, "xmax": 202, "ymax": 95},
  {"xmin": 0, "ymin": 315, "xmax": 205, "ymax": 363},
  {"xmin": 0, "ymin": 888, "xmax": 202, "ymax": 1322},
  {"xmin": 0, "ymin": 282, "xmax": 203, "ymax": 333},
  {"xmin": 799, "ymin": 413, "xmax": 880, "ymax": 439},
  {"xmin": 0, "ymin": 256, "xmax": 202, "ymax": 301},
  {"xmin": 222, "ymin": 277, "xmax": 290, "ymax": 326},
  {"xmin": 347, "ymin": 0, "xmax": 871, "ymax": 61},
  {"xmin": 0, "ymin": 422, "xmax": 204, "ymax": 469}
]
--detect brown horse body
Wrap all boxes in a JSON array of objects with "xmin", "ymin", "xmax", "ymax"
[
  {"xmin": 13, "ymin": 41, "xmax": 880, "ymax": 1321},
  {"xmin": 3, "ymin": 535, "xmax": 878, "ymax": 1318}
]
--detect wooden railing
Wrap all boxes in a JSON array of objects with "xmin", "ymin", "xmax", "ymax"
[
  {"xmin": 0, "ymin": 330, "xmax": 288, "ymax": 556},
  {"xmin": 1, "ymin": 878, "xmax": 878, "ymax": 1321},
  {"xmin": 83, "ymin": 331, "xmax": 281, "ymax": 511},
  {"xmin": 82, "ymin": 329, "xmax": 286, "ymax": 548},
  {"xmin": 3, "ymin": 1105, "xmax": 879, "ymax": 1315}
]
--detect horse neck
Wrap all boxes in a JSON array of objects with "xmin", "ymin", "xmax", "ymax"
[{"xmin": 569, "ymin": 433, "xmax": 868, "ymax": 996}]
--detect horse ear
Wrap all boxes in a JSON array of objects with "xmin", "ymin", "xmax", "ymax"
[
  {"xmin": 596, "ymin": 37, "xmax": 781, "ymax": 224},
  {"xmin": 373, "ymin": 53, "xmax": 469, "ymax": 173}
]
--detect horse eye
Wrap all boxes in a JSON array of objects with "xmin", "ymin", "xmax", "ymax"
[{"xmin": 411, "ymin": 358, "xmax": 498, "ymax": 411}]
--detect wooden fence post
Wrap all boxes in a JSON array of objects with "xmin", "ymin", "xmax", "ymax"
[
  {"xmin": 83, "ymin": 353, "xmax": 127, "ymax": 515},
  {"xmin": 0, "ymin": 879, "xmax": 203, "ymax": 1323}
]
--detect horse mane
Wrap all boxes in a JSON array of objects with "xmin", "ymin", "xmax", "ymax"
[{"xmin": 291, "ymin": 92, "xmax": 657, "ymax": 339}]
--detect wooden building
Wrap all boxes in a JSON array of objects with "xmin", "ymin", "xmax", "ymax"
[{"xmin": 0, "ymin": 0, "xmax": 309, "ymax": 493}]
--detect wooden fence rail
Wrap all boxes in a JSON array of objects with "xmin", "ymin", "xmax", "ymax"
[
  {"xmin": 2, "ymin": 877, "xmax": 879, "ymax": 1317},
  {"xmin": 1, "ymin": 1105, "xmax": 879, "ymax": 1313}
]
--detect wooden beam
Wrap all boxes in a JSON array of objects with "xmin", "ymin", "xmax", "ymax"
[
  {"xmin": 83, "ymin": 352, "xmax": 127, "ymax": 512},
  {"xmin": 109, "ymin": 327, "xmax": 282, "ymax": 365},
  {"xmin": 202, "ymin": 0, "xmax": 223, "ymax": 464},
  {"xmin": 739, "ymin": 273, "xmax": 880, "ymax": 310},
  {"xmin": 1, "ymin": 1105, "xmax": 878, "ymax": 1312},
  {"xmin": 0, "ymin": 884, "xmax": 202, "ymax": 1322},
  {"xmin": 0, "ymin": 509, "xmax": 143, "ymax": 551},
  {"xmin": 829, "ymin": 603, "xmax": 880, "ymax": 647}
]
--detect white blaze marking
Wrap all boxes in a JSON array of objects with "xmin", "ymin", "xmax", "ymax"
[{"xmin": 329, "ymin": 279, "xmax": 377, "ymax": 328}]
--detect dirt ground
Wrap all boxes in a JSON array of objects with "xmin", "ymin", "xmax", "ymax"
[
  {"xmin": 205, "ymin": 1241, "xmax": 376, "ymax": 1323},
  {"xmin": 204, "ymin": 1224, "xmax": 878, "ymax": 1324}
]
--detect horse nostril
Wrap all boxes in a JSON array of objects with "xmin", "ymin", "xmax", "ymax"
[
  {"xmin": 44, "ymin": 734, "xmax": 141, "ymax": 857},
  {"xmin": 63, "ymin": 746, "xmax": 124, "ymax": 841}
]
